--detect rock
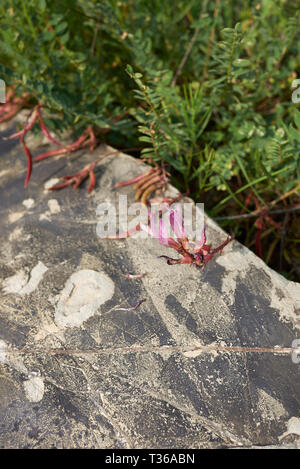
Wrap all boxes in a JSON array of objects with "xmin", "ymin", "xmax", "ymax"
[{"xmin": 0, "ymin": 116, "xmax": 299, "ymax": 449}]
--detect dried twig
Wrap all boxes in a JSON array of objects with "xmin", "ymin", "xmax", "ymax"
[{"xmin": 90, "ymin": 13, "xmax": 101, "ymax": 58}]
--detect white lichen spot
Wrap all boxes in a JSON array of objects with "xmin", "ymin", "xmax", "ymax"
[
  {"xmin": 39, "ymin": 198, "xmax": 61, "ymax": 221},
  {"xmin": 284, "ymin": 281, "xmax": 300, "ymax": 311},
  {"xmin": 44, "ymin": 178, "xmax": 60, "ymax": 191},
  {"xmin": 48, "ymin": 199, "xmax": 60, "ymax": 214},
  {"xmin": 8, "ymin": 212, "xmax": 24, "ymax": 223},
  {"xmin": 217, "ymin": 249, "xmax": 252, "ymax": 273},
  {"xmin": 34, "ymin": 318, "xmax": 65, "ymax": 342},
  {"xmin": 21, "ymin": 262, "xmax": 48, "ymax": 295},
  {"xmin": 0, "ymin": 169, "xmax": 9, "ymax": 178},
  {"xmin": 0, "ymin": 339, "xmax": 27, "ymax": 373},
  {"xmin": 2, "ymin": 270, "xmax": 28, "ymax": 294},
  {"xmin": 23, "ymin": 375, "xmax": 45, "ymax": 402},
  {"xmin": 22, "ymin": 198, "xmax": 35, "ymax": 209},
  {"xmin": 257, "ymin": 388, "xmax": 287, "ymax": 421},
  {"xmin": 9, "ymin": 226, "xmax": 23, "ymax": 242},
  {"xmin": 183, "ymin": 349, "xmax": 203, "ymax": 358},
  {"xmin": 217, "ymin": 241, "xmax": 300, "ymax": 329},
  {"xmin": 2, "ymin": 261, "xmax": 48, "ymax": 295},
  {"xmin": 55, "ymin": 269, "xmax": 115, "ymax": 328},
  {"xmin": 216, "ymin": 249, "xmax": 255, "ymax": 302},
  {"xmin": 279, "ymin": 417, "xmax": 300, "ymax": 441},
  {"xmin": 39, "ymin": 213, "xmax": 51, "ymax": 221},
  {"xmin": 266, "ymin": 271, "xmax": 300, "ymax": 329},
  {"xmin": 269, "ymin": 285, "xmax": 300, "ymax": 329},
  {"xmin": 0, "ymin": 339, "xmax": 7, "ymax": 363}
]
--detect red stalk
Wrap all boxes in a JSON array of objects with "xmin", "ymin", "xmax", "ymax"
[
  {"xmin": 88, "ymin": 168, "xmax": 96, "ymax": 193},
  {"xmin": 114, "ymin": 170, "xmax": 154, "ymax": 188},
  {"xmin": 37, "ymin": 108, "xmax": 62, "ymax": 146}
]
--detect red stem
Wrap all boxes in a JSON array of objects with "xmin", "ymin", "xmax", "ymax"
[
  {"xmin": 37, "ymin": 108, "xmax": 62, "ymax": 146},
  {"xmin": 114, "ymin": 170, "xmax": 154, "ymax": 188}
]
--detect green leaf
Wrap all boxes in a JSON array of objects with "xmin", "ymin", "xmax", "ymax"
[
  {"xmin": 293, "ymin": 110, "xmax": 300, "ymax": 129},
  {"xmin": 233, "ymin": 59, "xmax": 251, "ymax": 67}
]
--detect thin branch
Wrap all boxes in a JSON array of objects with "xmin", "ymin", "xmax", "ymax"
[
  {"xmin": 90, "ymin": 13, "xmax": 101, "ymax": 58},
  {"xmin": 279, "ymin": 213, "xmax": 289, "ymax": 271},
  {"xmin": 214, "ymin": 204, "xmax": 300, "ymax": 221}
]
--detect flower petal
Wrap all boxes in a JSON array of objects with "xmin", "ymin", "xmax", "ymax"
[
  {"xmin": 194, "ymin": 226, "xmax": 207, "ymax": 252},
  {"xmin": 169, "ymin": 205, "xmax": 187, "ymax": 239},
  {"xmin": 140, "ymin": 223, "xmax": 154, "ymax": 237},
  {"xmin": 149, "ymin": 210, "xmax": 160, "ymax": 240},
  {"xmin": 159, "ymin": 217, "xmax": 169, "ymax": 244}
]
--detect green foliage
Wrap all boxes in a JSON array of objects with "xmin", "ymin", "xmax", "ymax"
[{"xmin": 0, "ymin": 1, "xmax": 299, "ymax": 232}]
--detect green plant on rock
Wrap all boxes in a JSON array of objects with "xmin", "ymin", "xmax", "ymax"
[{"xmin": 0, "ymin": 0, "xmax": 299, "ymax": 279}]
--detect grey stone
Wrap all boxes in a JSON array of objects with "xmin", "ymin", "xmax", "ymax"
[{"xmin": 0, "ymin": 115, "xmax": 300, "ymax": 449}]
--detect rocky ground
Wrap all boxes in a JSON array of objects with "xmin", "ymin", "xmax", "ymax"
[{"xmin": 0, "ymin": 115, "xmax": 300, "ymax": 448}]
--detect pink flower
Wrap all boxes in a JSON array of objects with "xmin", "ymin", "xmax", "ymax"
[{"xmin": 141, "ymin": 206, "xmax": 232, "ymax": 269}]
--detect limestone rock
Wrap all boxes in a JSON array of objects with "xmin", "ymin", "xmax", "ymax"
[{"xmin": 0, "ymin": 117, "xmax": 299, "ymax": 448}]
